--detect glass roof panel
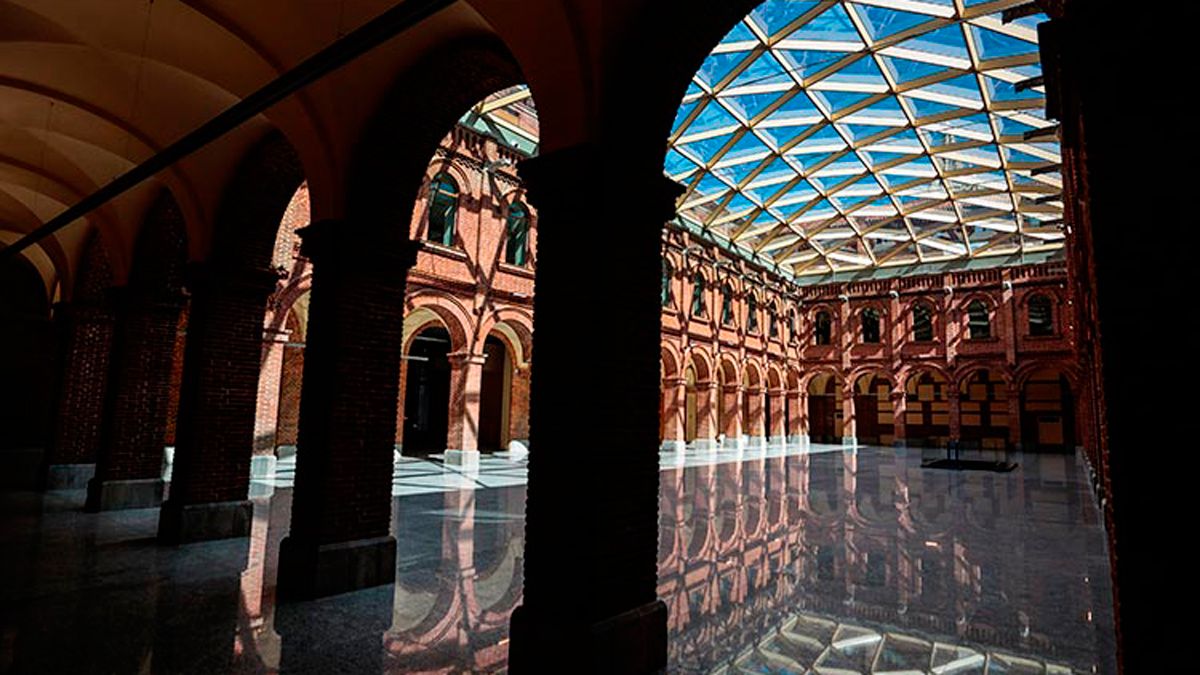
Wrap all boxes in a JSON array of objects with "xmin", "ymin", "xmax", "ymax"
[{"xmin": 669, "ymin": 0, "xmax": 1062, "ymax": 278}]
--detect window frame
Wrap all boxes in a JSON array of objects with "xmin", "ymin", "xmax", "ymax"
[
  {"xmin": 426, "ymin": 172, "xmax": 460, "ymax": 247},
  {"xmin": 911, "ymin": 302, "xmax": 935, "ymax": 343},
  {"xmin": 861, "ymin": 307, "xmax": 882, "ymax": 344},
  {"xmin": 504, "ymin": 201, "xmax": 530, "ymax": 266},
  {"xmin": 814, "ymin": 310, "xmax": 832, "ymax": 346},
  {"xmin": 966, "ymin": 298, "xmax": 992, "ymax": 340}
]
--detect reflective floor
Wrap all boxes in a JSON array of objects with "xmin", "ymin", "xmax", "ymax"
[{"xmin": 0, "ymin": 445, "xmax": 1116, "ymax": 674}]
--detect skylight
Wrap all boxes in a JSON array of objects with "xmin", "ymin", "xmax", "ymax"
[{"xmin": 668, "ymin": 0, "xmax": 1062, "ymax": 278}]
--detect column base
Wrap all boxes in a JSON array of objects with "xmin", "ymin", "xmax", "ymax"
[
  {"xmin": 509, "ymin": 599, "xmax": 667, "ymax": 674},
  {"xmin": 250, "ymin": 454, "xmax": 278, "ymax": 479},
  {"xmin": 893, "ymin": 439, "xmax": 909, "ymax": 448},
  {"xmin": 788, "ymin": 434, "xmax": 809, "ymax": 445},
  {"xmin": 688, "ymin": 438, "xmax": 717, "ymax": 451},
  {"xmin": 276, "ymin": 535, "xmax": 396, "ymax": 601},
  {"xmin": 44, "ymin": 463, "xmax": 96, "ymax": 490},
  {"xmin": 84, "ymin": 477, "xmax": 164, "ymax": 511},
  {"xmin": 659, "ymin": 439, "xmax": 686, "ymax": 452},
  {"xmin": 841, "ymin": 436, "xmax": 858, "ymax": 446},
  {"xmin": 158, "ymin": 499, "xmax": 252, "ymax": 544},
  {"xmin": 444, "ymin": 449, "xmax": 480, "ymax": 470},
  {"xmin": 745, "ymin": 435, "xmax": 767, "ymax": 449}
]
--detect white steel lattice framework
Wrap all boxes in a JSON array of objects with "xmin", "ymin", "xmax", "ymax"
[{"xmin": 667, "ymin": 0, "xmax": 1062, "ymax": 280}]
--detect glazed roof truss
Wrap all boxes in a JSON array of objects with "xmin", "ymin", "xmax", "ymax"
[{"xmin": 667, "ymin": 0, "xmax": 1062, "ymax": 279}]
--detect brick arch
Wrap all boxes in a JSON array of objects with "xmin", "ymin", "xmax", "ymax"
[
  {"xmin": 766, "ymin": 364, "xmax": 784, "ymax": 391},
  {"xmin": 850, "ymin": 367, "xmax": 894, "ymax": 393},
  {"xmin": 959, "ymin": 290, "xmax": 998, "ymax": 312},
  {"xmin": 128, "ymin": 188, "xmax": 188, "ymax": 297},
  {"xmin": 901, "ymin": 365, "xmax": 951, "ymax": 389},
  {"xmin": 786, "ymin": 367, "xmax": 801, "ymax": 393},
  {"xmin": 344, "ymin": 35, "xmax": 525, "ymax": 242},
  {"xmin": 660, "ymin": 342, "xmax": 682, "ymax": 380},
  {"xmin": 954, "ymin": 365, "xmax": 1013, "ymax": 391},
  {"xmin": 686, "ymin": 347, "xmax": 713, "ymax": 383},
  {"xmin": 479, "ymin": 308, "xmax": 533, "ymax": 367},
  {"xmin": 403, "ymin": 291, "xmax": 473, "ymax": 355},
  {"xmin": 413, "ymin": 159, "xmax": 475, "ymax": 244},
  {"xmin": 802, "ymin": 367, "xmax": 842, "ymax": 394},
  {"xmin": 742, "ymin": 359, "xmax": 763, "ymax": 388},
  {"xmin": 1015, "ymin": 359, "xmax": 1081, "ymax": 392},
  {"xmin": 717, "ymin": 353, "xmax": 740, "ymax": 385},
  {"xmin": 209, "ymin": 130, "xmax": 306, "ymax": 271}
]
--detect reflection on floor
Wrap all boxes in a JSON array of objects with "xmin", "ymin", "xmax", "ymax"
[{"xmin": 0, "ymin": 445, "xmax": 1115, "ymax": 674}]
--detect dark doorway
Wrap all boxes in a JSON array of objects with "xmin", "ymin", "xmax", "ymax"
[
  {"xmin": 478, "ymin": 335, "xmax": 509, "ymax": 453},
  {"xmin": 1021, "ymin": 370, "xmax": 1076, "ymax": 452},
  {"xmin": 808, "ymin": 376, "xmax": 839, "ymax": 444},
  {"xmin": 402, "ymin": 327, "xmax": 452, "ymax": 456},
  {"xmin": 854, "ymin": 392, "xmax": 880, "ymax": 445}
]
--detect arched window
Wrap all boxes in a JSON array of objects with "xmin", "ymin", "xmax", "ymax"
[
  {"xmin": 661, "ymin": 259, "xmax": 673, "ymax": 307},
  {"xmin": 769, "ymin": 308, "xmax": 779, "ymax": 338},
  {"xmin": 967, "ymin": 299, "xmax": 991, "ymax": 339},
  {"xmin": 861, "ymin": 307, "xmax": 881, "ymax": 344},
  {"xmin": 746, "ymin": 294, "xmax": 759, "ymax": 333},
  {"xmin": 505, "ymin": 201, "xmax": 529, "ymax": 265},
  {"xmin": 427, "ymin": 173, "xmax": 459, "ymax": 246},
  {"xmin": 1028, "ymin": 294, "xmax": 1054, "ymax": 336},
  {"xmin": 912, "ymin": 303, "xmax": 934, "ymax": 342},
  {"xmin": 721, "ymin": 284, "xmax": 735, "ymax": 326},
  {"xmin": 789, "ymin": 310, "xmax": 797, "ymax": 343},
  {"xmin": 814, "ymin": 310, "xmax": 832, "ymax": 345},
  {"xmin": 691, "ymin": 273, "xmax": 706, "ymax": 316}
]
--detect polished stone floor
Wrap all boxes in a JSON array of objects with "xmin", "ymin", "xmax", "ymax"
[{"xmin": 0, "ymin": 445, "xmax": 1116, "ymax": 674}]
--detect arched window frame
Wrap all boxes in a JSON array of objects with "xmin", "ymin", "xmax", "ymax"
[
  {"xmin": 861, "ymin": 306, "xmax": 882, "ymax": 344},
  {"xmin": 661, "ymin": 258, "xmax": 674, "ymax": 307},
  {"xmin": 966, "ymin": 298, "xmax": 992, "ymax": 340},
  {"xmin": 504, "ymin": 200, "xmax": 530, "ymax": 266},
  {"xmin": 1027, "ymin": 293, "xmax": 1055, "ymax": 336},
  {"xmin": 814, "ymin": 309, "xmax": 832, "ymax": 346},
  {"xmin": 911, "ymin": 302, "xmax": 935, "ymax": 342},
  {"xmin": 746, "ymin": 292, "xmax": 759, "ymax": 334},
  {"xmin": 768, "ymin": 304, "xmax": 780, "ymax": 339},
  {"xmin": 721, "ymin": 283, "xmax": 735, "ymax": 326},
  {"xmin": 426, "ymin": 172, "xmax": 460, "ymax": 247},
  {"xmin": 690, "ymin": 272, "xmax": 707, "ymax": 317},
  {"xmin": 788, "ymin": 309, "xmax": 798, "ymax": 343}
]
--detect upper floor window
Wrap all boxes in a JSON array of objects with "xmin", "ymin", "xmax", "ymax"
[
  {"xmin": 1028, "ymin": 294, "xmax": 1054, "ymax": 336},
  {"xmin": 505, "ymin": 201, "xmax": 530, "ymax": 266},
  {"xmin": 814, "ymin": 310, "xmax": 832, "ymax": 345},
  {"xmin": 721, "ymin": 284, "xmax": 735, "ymax": 326},
  {"xmin": 967, "ymin": 299, "xmax": 991, "ymax": 339},
  {"xmin": 746, "ymin": 295, "xmax": 759, "ymax": 333},
  {"xmin": 912, "ymin": 303, "xmax": 934, "ymax": 342},
  {"xmin": 691, "ymin": 273, "xmax": 706, "ymax": 316},
  {"xmin": 661, "ymin": 260, "xmax": 673, "ymax": 307},
  {"xmin": 769, "ymin": 310, "xmax": 779, "ymax": 339},
  {"xmin": 789, "ymin": 310, "xmax": 797, "ymax": 343},
  {"xmin": 861, "ymin": 307, "xmax": 881, "ymax": 344},
  {"xmin": 427, "ymin": 173, "xmax": 459, "ymax": 246}
]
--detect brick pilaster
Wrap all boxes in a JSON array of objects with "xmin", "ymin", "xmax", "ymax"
[
  {"xmin": 446, "ymin": 352, "xmax": 487, "ymax": 451},
  {"xmin": 276, "ymin": 220, "xmax": 417, "ymax": 600}
]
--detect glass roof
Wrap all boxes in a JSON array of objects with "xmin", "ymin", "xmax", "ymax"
[
  {"xmin": 459, "ymin": 85, "xmax": 540, "ymax": 157},
  {"xmin": 668, "ymin": 0, "xmax": 1062, "ymax": 279}
]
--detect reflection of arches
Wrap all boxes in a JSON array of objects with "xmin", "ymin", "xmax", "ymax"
[
  {"xmin": 402, "ymin": 325, "xmax": 453, "ymax": 456},
  {"xmin": 904, "ymin": 370, "xmax": 950, "ymax": 447},
  {"xmin": 959, "ymin": 369, "xmax": 1009, "ymax": 450},
  {"xmin": 807, "ymin": 372, "xmax": 842, "ymax": 444},
  {"xmin": 852, "ymin": 372, "xmax": 893, "ymax": 446},
  {"xmin": 1020, "ymin": 368, "xmax": 1076, "ymax": 452}
]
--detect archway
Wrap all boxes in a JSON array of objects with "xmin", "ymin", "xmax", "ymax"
[
  {"xmin": 478, "ymin": 334, "xmax": 511, "ymax": 453},
  {"xmin": 905, "ymin": 370, "xmax": 950, "ymax": 448},
  {"xmin": 684, "ymin": 365, "xmax": 698, "ymax": 443},
  {"xmin": 853, "ymin": 374, "xmax": 893, "ymax": 446},
  {"xmin": 960, "ymin": 369, "xmax": 1010, "ymax": 450},
  {"xmin": 1021, "ymin": 368, "xmax": 1076, "ymax": 452},
  {"xmin": 402, "ymin": 326, "xmax": 453, "ymax": 456},
  {"xmin": 0, "ymin": 257, "xmax": 52, "ymax": 453},
  {"xmin": 807, "ymin": 373, "xmax": 842, "ymax": 444}
]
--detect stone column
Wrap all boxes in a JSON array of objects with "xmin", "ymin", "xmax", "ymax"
[
  {"xmin": 891, "ymin": 389, "xmax": 907, "ymax": 448},
  {"xmin": 841, "ymin": 381, "xmax": 857, "ymax": 446},
  {"xmin": 252, "ymin": 327, "xmax": 291, "ymax": 470},
  {"xmin": 159, "ymin": 262, "xmax": 281, "ymax": 543},
  {"xmin": 947, "ymin": 383, "xmax": 962, "ymax": 445},
  {"xmin": 276, "ymin": 221, "xmax": 416, "ymax": 600},
  {"xmin": 43, "ymin": 300, "xmax": 114, "ymax": 489},
  {"xmin": 661, "ymin": 376, "xmax": 686, "ymax": 451},
  {"xmin": 446, "ymin": 351, "xmax": 487, "ymax": 468},
  {"xmin": 507, "ymin": 145, "xmax": 681, "ymax": 674},
  {"xmin": 86, "ymin": 288, "xmax": 185, "ymax": 511}
]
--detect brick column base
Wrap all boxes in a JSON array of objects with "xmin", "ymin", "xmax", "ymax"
[
  {"xmin": 509, "ymin": 600, "xmax": 667, "ymax": 674},
  {"xmin": 277, "ymin": 535, "xmax": 397, "ymax": 601}
]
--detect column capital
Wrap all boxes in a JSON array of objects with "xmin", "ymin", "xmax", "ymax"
[
  {"xmin": 447, "ymin": 351, "xmax": 487, "ymax": 367},
  {"xmin": 518, "ymin": 144, "xmax": 684, "ymax": 222},
  {"xmin": 185, "ymin": 260, "xmax": 283, "ymax": 298},
  {"xmin": 297, "ymin": 219, "xmax": 419, "ymax": 282}
]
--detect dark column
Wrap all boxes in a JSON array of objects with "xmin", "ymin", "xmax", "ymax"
[
  {"xmin": 158, "ymin": 263, "xmax": 281, "ymax": 543},
  {"xmin": 508, "ymin": 144, "xmax": 682, "ymax": 674},
  {"xmin": 42, "ymin": 300, "xmax": 114, "ymax": 489},
  {"xmin": 1042, "ymin": 5, "xmax": 1190, "ymax": 670},
  {"xmin": 86, "ymin": 288, "xmax": 185, "ymax": 511},
  {"xmin": 276, "ymin": 221, "xmax": 415, "ymax": 600}
]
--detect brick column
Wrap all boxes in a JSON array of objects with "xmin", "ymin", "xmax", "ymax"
[
  {"xmin": 841, "ymin": 380, "xmax": 857, "ymax": 446},
  {"xmin": 768, "ymin": 387, "xmax": 786, "ymax": 442},
  {"xmin": 446, "ymin": 352, "xmax": 486, "ymax": 466},
  {"xmin": 86, "ymin": 288, "xmax": 185, "ymax": 511},
  {"xmin": 276, "ymin": 221, "xmax": 416, "ymax": 600},
  {"xmin": 797, "ymin": 391, "xmax": 809, "ymax": 440},
  {"xmin": 721, "ymin": 382, "xmax": 742, "ymax": 448},
  {"xmin": 695, "ymin": 381, "xmax": 717, "ymax": 448},
  {"xmin": 159, "ymin": 263, "xmax": 280, "ymax": 543},
  {"xmin": 253, "ymin": 327, "xmax": 291, "ymax": 459},
  {"xmin": 891, "ymin": 389, "xmax": 907, "ymax": 447},
  {"xmin": 661, "ymin": 376, "xmax": 686, "ymax": 451},
  {"xmin": 1006, "ymin": 382, "xmax": 1022, "ymax": 450},
  {"xmin": 43, "ymin": 300, "xmax": 114, "ymax": 489},
  {"xmin": 507, "ymin": 145, "xmax": 681, "ymax": 673},
  {"xmin": 947, "ymin": 383, "xmax": 962, "ymax": 445},
  {"xmin": 744, "ymin": 385, "xmax": 764, "ymax": 445}
]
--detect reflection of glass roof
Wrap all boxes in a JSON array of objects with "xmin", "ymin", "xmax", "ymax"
[{"xmin": 668, "ymin": 0, "xmax": 1062, "ymax": 279}]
